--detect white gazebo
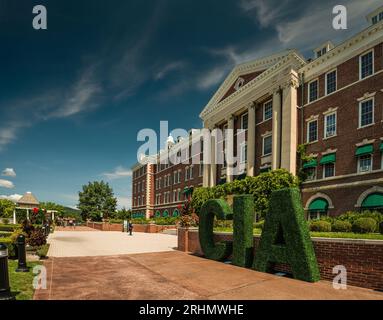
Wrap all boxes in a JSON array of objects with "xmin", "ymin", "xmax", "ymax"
[{"xmin": 13, "ymin": 191, "xmax": 40, "ymax": 224}]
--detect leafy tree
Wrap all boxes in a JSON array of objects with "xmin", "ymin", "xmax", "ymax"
[
  {"xmin": 0, "ymin": 199, "xmax": 16, "ymax": 218},
  {"xmin": 78, "ymin": 181, "xmax": 117, "ymax": 221},
  {"xmin": 113, "ymin": 207, "xmax": 131, "ymax": 220}
]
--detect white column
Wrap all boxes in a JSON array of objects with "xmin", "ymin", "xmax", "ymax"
[
  {"xmin": 210, "ymin": 131, "xmax": 217, "ymax": 187},
  {"xmin": 226, "ymin": 115, "xmax": 234, "ymax": 182},
  {"xmin": 202, "ymin": 123, "xmax": 211, "ymax": 187},
  {"xmin": 26, "ymin": 209, "xmax": 29, "ymax": 220},
  {"xmin": 247, "ymin": 103, "xmax": 256, "ymax": 176},
  {"xmin": 280, "ymin": 76, "xmax": 299, "ymax": 175},
  {"xmin": 272, "ymin": 89, "xmax": 282, "ymax": 170},
  {"xmin": 13, "ymin": 209, "xmax": 16, "ymax": 224}
]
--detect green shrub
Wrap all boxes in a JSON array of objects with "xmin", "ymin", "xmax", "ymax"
[
  {"xmin": 338, "ymin": 210, "xmax": 383, "ymax": 225},
  {"xmin": 27, "ymin": 228, "xmax": 47, "ymax": 247},
  {"xmin": 191, "ymin": 169, "xmax": 299, "ymax": 218},
  {"xmin": 109, "ymin": 219, "xmax": 123, "ymax": 224},
  {"xmin": 379, "ymin": 221, "xmax": 383, "ymax": 235},
  {"xmin": 0, "ymin": 238, "xmax": 16, "ymax": 258},
  {"xmin": 352, "ymin": 218, "xmax": 377, "ymax": 234},
  {"xmin": 153, "ymin": 217, "xmax": 178, "ymax": 225},
  {"xmin": 0, "ymin": 231, "xmax": 11, "ymax": 238},
  {"xmin": 310, "ymin": 220, "xmax": 332, "ymax": 232},
  {"xmin": 131, "ymin": 218, "xmax": 148, "ymax": 224},
  {"xmin": 2, "ymin": 218, "xmax": 10, "ymax": 225},
  {"xmin": 36, "ymin": 244, "xmax": 50, "ymax": 259},
  {"xmin": 254, "ymin": 220, "xmax": 264, "ymax": 230},
  {"xmin": 332, "ymin": 220, "xmax": 352, "ymax": 232}
]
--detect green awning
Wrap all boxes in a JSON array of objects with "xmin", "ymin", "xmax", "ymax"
[
  {"xmin": 361, "ymin": 193, "xmax": 383, "ymax": 208},
  {"xmin": 303, "ymin": 159, "xmax": 317, "ymax": 169},
  {"xmin": 320, "ymin": 153, "xmax": 336, "ymax": 165},
  {"xmin": 308, "ymin": 198, "xmax": 329, "ymax": 211},
  {"xmin": 380, "ymin": 143, "xmax": 383, "ymax": 152},
  {"xmin": 356, "ymin": 144, "xmax": 373, "ymax": 157},
  {"xmin": 182, "ymin": 187, "xmax": 189, "ymax": 194}
]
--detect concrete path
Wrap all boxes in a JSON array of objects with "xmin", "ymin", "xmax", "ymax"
[
  {"xmin": 34, "ymin": 251, "xmax": 383, "ymax": 300},
  {"xmin": 47, "ymin": 231, "xmax": 177, "ymax": 257}
]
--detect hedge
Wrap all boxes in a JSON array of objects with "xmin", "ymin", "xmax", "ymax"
[
  {"xmin": 352, "ymin": 218, "xmax": 377, "ymax": 234},
  {"xmin": 199, "ymin": 199, "xmax": 233, "ymax": 261},
  {"xmin": 191, "ymin": 169, "xmax": 299, "ymax": 218},
  {"xmin": 0, "ymin": 224, "xmax": 20, "ymax": 232},
  {"xmin": 332, "ymin": 220, "xmax": 352, "ymax": 232},
  {"xmin": 253, "ymin": 188, "xmax": 320, "ymax": 282},
  {"xmin": 380, "ymin": 221, "xmax": 383, "ymax": 235},
  {"xmin": 310, "ymin": 221, "xmax": 332, "ymax": 232}
]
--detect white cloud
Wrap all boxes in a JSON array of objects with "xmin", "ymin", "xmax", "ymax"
[
  {"xmin": 116, "ymin": 196, "xmax": 132, "ymax": 209},
  {"xmin": 0, "ymin": 194, "xmax": 22, "ymax": 202},
  {"xmin": 2, "ymin": 168, "xmax": 16, "ymax": 177},
  {"xmin": 0, "ymin": 179, "xmax": 15, "ymax": 189},
  {"xmin": 197, "ymin": 68, "xmax": 228, "ymax": 90},
  {"xmin": 154, "ymin": 61, "xmax": 186, "ymax": 80},
  {"xmin": 102, "ymin": 166, "xmax": 132, "ymax": 180}
]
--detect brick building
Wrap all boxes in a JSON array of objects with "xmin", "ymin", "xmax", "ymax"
[{"xmin": 133, "ymin": 6, "xmax": 383, "ymax": 219}]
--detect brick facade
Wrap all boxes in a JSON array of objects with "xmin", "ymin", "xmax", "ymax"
[{"xmin": 178, "ymin": 228, "xmax": 383, "ymax": 291}]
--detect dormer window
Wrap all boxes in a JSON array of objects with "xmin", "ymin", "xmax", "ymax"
[
  {"xmin": 313, "ymin": 41, "xmax": 334, "ymax": 59},
  {"xmin": 234, "ymin": 77, "xmax": 245, "ymax": 91},
  {"xmin": 367, "ymin": 6, "xmax": 383, "ymax": 25}
]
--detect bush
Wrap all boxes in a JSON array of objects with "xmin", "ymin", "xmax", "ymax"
[
  {"xmin": 191, "ymin": 169, "xmax": 299, "ymax": 218},
  {"xmin": 27, "ymin": 228, "xmax": 47, "ymax": 247},
  {"xmin": 352, "ymin": 218, "xmax": 377, "ymax": 234},
  {"xmin": 36, "ymin": 244, "xmax": 50, "ymax": 259},
  {"xmin": 0, "ymin": 231, "xmax": 11, "ymax": 238},
  {"xmin": 338, "ymin": 210, "xmax": 383, "ymax": 225},
  {"xmin": 0, "ymin": 224, "xmax": 20, "ymax": 232},
  {"xmin": 131, "ymin": 218, "xmax": 148, "ymax": 224},
  {"xmin": 154, "ymin": 217, "xmax": 178, "ymax": 225},
  {"xmin": 109, "ymin": 219, "xmax": 123, "ymax": 224},
  {"xmin": 331, "ymin": 220, "xmax": 352, "ymax": 232},
  {"xmin": 2, "ymin": 218, "xmax": 10, "ymax": 225},
  {"xmin": 254, "ymin": 220, "xmax": 265, "ymax": 230},
  {"xmin": 310, "ymin": 220, "xmax": 332, "ymax": 232},
  {"xmin": 380, "ymin": 221, "xmax": 383, "ymax": 235}
]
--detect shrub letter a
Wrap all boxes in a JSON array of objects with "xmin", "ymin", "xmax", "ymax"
[{"xmin": 253, "ymin": 188, "xmax": 320, "ymax": 282}]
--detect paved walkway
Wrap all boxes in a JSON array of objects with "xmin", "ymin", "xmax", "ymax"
[
  {"xmin": 47, "ymin": 231, "xmax": 177, "ymax": 257},
  {"xmin": 34, "ymin": 251, "xmax": 383, "ymax": 300}
]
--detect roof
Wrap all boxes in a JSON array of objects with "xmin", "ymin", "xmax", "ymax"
[{"xmin": 17, "ymin": 192, "xmax": 39, "ymax": 206}]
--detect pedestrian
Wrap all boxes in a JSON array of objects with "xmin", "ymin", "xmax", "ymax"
[{"xmin": 128, "ymin": 220, "xmax": 133, "ymax": 236}]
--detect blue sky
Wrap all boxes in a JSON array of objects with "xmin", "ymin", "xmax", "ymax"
[{"xmin": 0, "ymin": 0, "xmax": 380, "ymax": 208}]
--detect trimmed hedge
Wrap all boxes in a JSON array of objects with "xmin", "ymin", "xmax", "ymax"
[
  {"xmin": 192, "ymin": 169, "xmax": 299, "ymax": 218},
  {"xmin": 352, "ymin": 218, "xmax": 377, "ymax": 234},
  {"xmin": 310, "ymin": 221, "xmax": 332, "ymax": 232},
  {"xmin": 0, "ymin": 231, "xmax": 11, "ymax": 238},
  {"xmin": 253, "ymin": 188, "xmax": 320, "ymax": 282},
  {"xmin": 0, "ymin": 224, "xmax": 20, "ymax": 232},
  {"xmin": 331, "ymin": 220, "xmax": 352, "ymax": 232},
  {"xmin": 199, "ymin": 199, "xmax": 233, "ymax": 261},
  {"xmin": 380, "ymin": 221, "xmax": 383, "ymax": 235},
  {"xmin": 232, "ymin": 195, "xmax": 254, "ymax": 268}
]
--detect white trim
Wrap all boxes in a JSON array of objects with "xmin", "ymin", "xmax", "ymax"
[
  {"xmin": 304, "ymin": 193, "xmax": 335, "ymax": 210},
  {"xmin": 308, "ymin": 78, "xmax": 319, "ymax": 103},
  {"xmin": 358, "ymin": 97, "xmax": 375, "ymax": 129},
  {"xmin": 359, "ymin": 49, "xmax": 374, "ymax": 80},
  {"xmin": 322, "ymin": 162, "xmax": 336, "ymax": 179},
  {"xmin": 355, "ymin": 186, "xmax": 383, "ymax": 208},
  {"xmin": 240, "ymin": 142, "xmax": 247, "ymax": 164},
  {"xmin": 357, "ymin": 154, "xmax": 373, "ymax": 174},
  {"xmin": 325, "ymin": 69, "xmax": 337, "ymax": 96}
]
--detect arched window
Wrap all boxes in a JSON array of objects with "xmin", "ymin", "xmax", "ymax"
[
  {"xmin": 308, "ymin": 198, "xmax": 329, "ymax": 220},
  {"xmin": 172, "ymin": 209, "xmax": 179, "ymax": 217},
  {"xmin": 361, "ymin": 193, "xmax": 383, "ymax": 212},
  {"xmin": 155, "ymin": 211, "xmax": 161, "ymax": 218},
  {"xmin": 163, "ymin": 210, "xmax": 169, "ymax": 218}
]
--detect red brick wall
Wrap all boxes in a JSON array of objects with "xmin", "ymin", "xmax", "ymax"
[
  {"xmin": 86, "ymin": 222, "xmax": 123, "ymax": 232},
  {"xmin": 178, "ymin": 228, "xmax": 383, "ymax": 291},
  {"xmin": 132, "ymin": 224, "xmax": 175, "ymax": 233}
]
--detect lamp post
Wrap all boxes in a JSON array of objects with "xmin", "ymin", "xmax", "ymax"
[
  {"xmin": 16, "ymin": 235, "xmax": 29, "ymax": 272},
  {"xmin": 0, "ymin": 244, "xmax": 15, "ymax": 300}
]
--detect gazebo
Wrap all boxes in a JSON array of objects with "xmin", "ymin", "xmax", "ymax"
[{"xmin": 13, "ymin": 191, "xmax": 40, "ymax": 224}]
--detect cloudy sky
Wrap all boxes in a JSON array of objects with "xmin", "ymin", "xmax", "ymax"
[{"xmin": 0, "ymin": 0, "xmax": 380, "ymax": 208}]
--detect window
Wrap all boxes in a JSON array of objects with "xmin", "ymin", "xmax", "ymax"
[
  {"xmin": 178, "ymin": 189, "xmax": 181, "ymax": 202},
  {"xmin": 359, "ymin": 99, "xmax": 374, "ymax": 128},
  {"xmin": 358, "ymin": 154, "xmax": 372, "ymax": 173},
  {"xmin": 324, "ymin": 113, "xmax": 336, "ymax": 138},
  {"xmin": 185, "ymin": 167, "xmax": 189, "ymax": 181},
  {"xmin": 308, "ymin": 80, "xmax": 318, "ymax": 103},
  {"xmin": 241, "ymin": 113, "xmax": 248, "ymax": 130},
  {"xmin": 262, "ymin": 135, "xmax": 272, "ymax": 156},
  {"xmin": 189, "ymin": 165, "xmax": 194, "ymax": 180},
  {"xmin": 360, "ymin": 51, "xmax": 374, "ymax": 79},
  {"xmin": 307, "ymin": 120, "xmax": 318, "ymax": 143},
  {"xmin": 178, "ymin": 170, "xmax": 181, "ymax": 183},
  {"xmin": 305, "ymin": 167, "xmax": 316, "ymax": 181},
  {"xmin": 240, "ymin": 143, "xmax": 247, "ymax": 164},
  {"xmin": 323, "ymin": 163, "xmax": 335, "ymax": 178},
  {"xmin": 263, "ymin": 100, "xmax": 273, "ymax": 121},
  {"xmin": 199, "ymin": 163, "xmax": 203, "ymax": 177},
  {"xmin": 326, "ymin": 70, "xmax": 337, "ymax": 95}
]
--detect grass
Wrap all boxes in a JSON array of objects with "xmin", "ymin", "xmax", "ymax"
[
  {"xmin": 8, "ymin": 260, "xmax": 42, "ymax": 300},
  {"xmin": 213, "ymin": 227, "xmax": 383, "ymax": 240}
]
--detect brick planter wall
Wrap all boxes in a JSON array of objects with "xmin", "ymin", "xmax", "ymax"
[
  {"xmin": 177, "ymin": 228, "xmax": 383, "ymax": 291},
  {"xmin": 133, "ymin": 224, "xmax": 176, "ymax": 233},
  {"xmin": 86, "ymin": 222, "xmax": 123, "ymax": 232}
]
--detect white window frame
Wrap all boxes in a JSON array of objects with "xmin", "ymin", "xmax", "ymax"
[
  {"xmin": 325, "ymin": 69, "xmax": 337, "ymax": 95},
  {"xmin": 241, "ymin": 112, "xmax": 249, "ymax": 130},
  {"xmin": 358, "ymin": 97, "xmax": 374, "ymax": 128},
  {"xmin": 358, "ymin": 154, "xmax": 373, "ymax": 173},
  {"xmin": 308, "ymin": 79, "xmax": 319, "ymax": 103},
  {"xmin": 263, "ymin": 100, "xmax": 273, "ymax": 121},
  {"xmin": 307, "ymin": 119, "xmax": 318, "ymax": 143},
  {"xmin": 262, "ymin": 134, "xmax": 272, "ymax": 156},
  {"xmin": 323, "ymin": 163, "xmax": 336, "ymax": 179},
  {"xmin": 359, "ymin": 49, "xmax": 374, "ymax": 80},
  {"xmin": 240, "ymin": 142, "xmax": 247, "ymax": 164},
  {"xmin": 305, "ymin": 167, "xmax": 317, "ymax": 181},
  {"xmin": 324, "ymin": 112, "xmax": 337, "ymax": 139},
  {"xmin": 189, "ymin": 165, "xmax": 194, "ymax": 180}
]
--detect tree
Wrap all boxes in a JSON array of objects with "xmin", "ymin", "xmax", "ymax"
[
  {"xmin": 0, "ymin": 199, "xmax": 16, "ymax": 218},
  {"xmin": 78, "ymin": 181, "xmax": 117, "ymax": 221}
]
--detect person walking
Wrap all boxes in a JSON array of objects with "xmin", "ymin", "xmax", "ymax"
[{"xmin": 128, "ymin": 220, "xmax": 133, "ymax": 236}]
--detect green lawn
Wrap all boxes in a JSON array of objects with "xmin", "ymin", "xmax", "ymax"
[
  {"xmin": 213, "ymin": 227, "xmax": 383, "ymax": 240},
  {"xmin": 8, "ymin": 260, "xmax": 42, "ymax": 300}
]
